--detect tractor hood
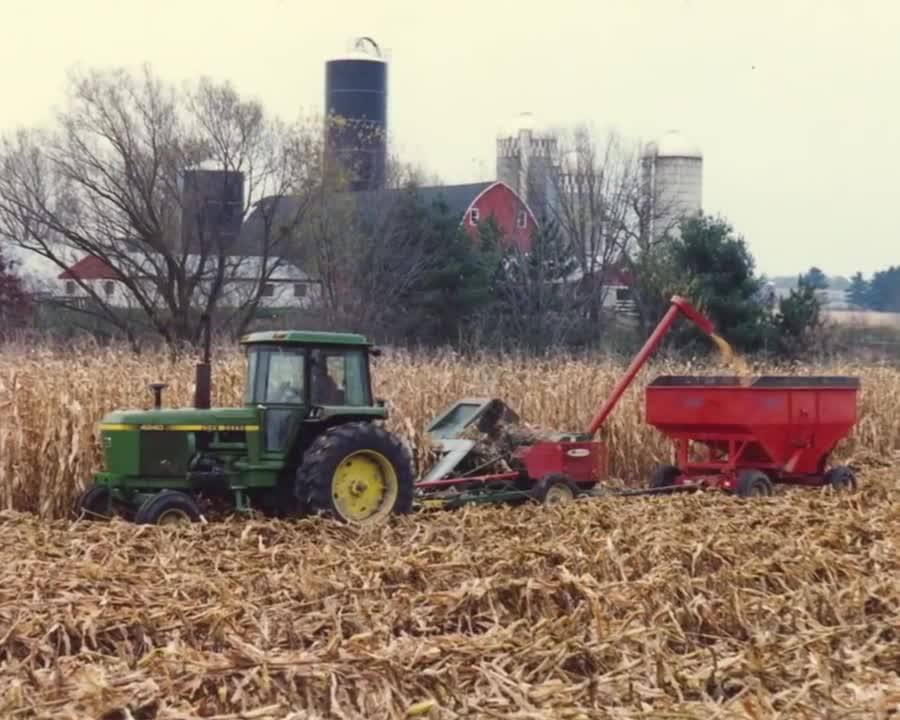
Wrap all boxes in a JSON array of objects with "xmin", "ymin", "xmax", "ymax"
[{"xmin": 99, "ymin": 407, "xmax": 259, "ymax": 431}]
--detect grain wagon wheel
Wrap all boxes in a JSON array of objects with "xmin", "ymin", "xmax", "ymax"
[
  {"xmin": 823, "ymin": 465, "xmax": 857, "ymax": 493},
  {"xmin": 135, "ymin": 490, "xmax": 201, "ymax": 526},
  {"xmin": 649, "ymin": 464, "xmax": 682, "ymax": 492},
  {"xmin": 735, "ymin": 469, "xmax": 773, "ymax": 498},
  {"xmin": 297, "ymin": 422, "xmax": 414, "ymax": 524}
]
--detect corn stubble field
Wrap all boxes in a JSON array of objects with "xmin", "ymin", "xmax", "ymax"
[{"xmin": 0, "ymin": 344, "xmax": 898, "ymax": 718}]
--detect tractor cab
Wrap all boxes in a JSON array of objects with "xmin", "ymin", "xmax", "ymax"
[{"xmin": 240, "ymin": 330, "xmax": 387, "ymax": 455}]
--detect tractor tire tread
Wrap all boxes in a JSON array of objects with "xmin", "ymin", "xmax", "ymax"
[
  {"xmin": 75, "ymin": 486, "xmax": 111, "ymax": 519},
  {"xmin": 296, "ymin": 421, "xmax": 414, "ymax": 522}
]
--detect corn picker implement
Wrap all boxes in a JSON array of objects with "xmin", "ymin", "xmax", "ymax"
[{"xmin": 413, "ymin": 296, "xmax": 726, "ymax": 509}]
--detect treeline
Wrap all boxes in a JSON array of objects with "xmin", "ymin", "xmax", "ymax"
[{"xmin": 847, "ymin": 268, "xmax": 900, "ymax": 313}]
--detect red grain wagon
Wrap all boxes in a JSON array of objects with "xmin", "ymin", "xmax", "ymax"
[{"xmin": 644, "ymin": 375, "xmax": 860, "ymax": 496}]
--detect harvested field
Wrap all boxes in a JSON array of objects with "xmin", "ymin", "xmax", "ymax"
[
  {"xmin": 2, "ymin": 344, "xmax": 900, "ymax": 518},
  {"xmin": 1, "ymin": 469, "xmax": 898, "ymax": 718}
]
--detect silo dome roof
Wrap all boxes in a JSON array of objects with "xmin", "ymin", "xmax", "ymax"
[
  {"xmin": 328, "ymin": 37, "xmax": 387, "ymax": 63},
  {"xmin": 498, "ymin": 111, "xmax": 549, "ymax": 138},
  {"xmin": 644, "ymin": 130, "xmax": 702, "ymax": 158}
]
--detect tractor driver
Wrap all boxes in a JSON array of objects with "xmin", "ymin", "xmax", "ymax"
[{"xmin": 311, "ymin": 354, "xmax": 344, "ymax": 405}]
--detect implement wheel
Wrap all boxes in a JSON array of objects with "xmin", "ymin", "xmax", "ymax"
[
  {"xmin": 533, "ymin": 474, "xmax": 577, "ymax": 506},
  {"xmin": 135, "ymin": 490, "xmax": 201, "ymax": 526},
  {"xmin": 735, "ymin": 469, "xmax": 773, "ymax": 498},
  {"xmin": 649, "ymin": 464, "xmax": 682, "ymax": 491},
  {"xmin": 824, "ymin": 465, "xmax": 857, "ymax": 493},
  {"xmin": 297, "ymin": 422, "xmax": 414, "ymax": 525}
]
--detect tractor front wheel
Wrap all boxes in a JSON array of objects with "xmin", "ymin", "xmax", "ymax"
[
  {"xmin": 75, "ymin": 486, "xmax": 114, "ymax": 520},
  {"xmin": 297, "ymin": 422, "xmax": 414, "ymax": 524},
  {"xmin": 735, "ymin": 469, "xmax": 773, "ymax": 498},
  {"xmin": 135, "ymin": 490, "xmax": 202, "ymax": 526},
  {"xmin": 824, "ymin": 465, "xmax": 857, "ymax": 493}
]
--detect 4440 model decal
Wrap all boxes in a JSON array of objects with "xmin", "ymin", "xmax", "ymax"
[{"xmin": 100, "ymin": 424, "xmax": 260, "ymax": 432}]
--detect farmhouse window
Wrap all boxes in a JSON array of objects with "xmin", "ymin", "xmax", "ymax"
[
  {"xmin": 469, "ymin": 208, "xmax": 480, "ymax": 225},
  {"xmin": 294, "ymin": 283, "xmax": 307, "ymax": 298},
  {"xmin": 516, "ymin": 210, "xmax": 527, "ymax": 229},
  {"xmin": 65, "ymin": 281, "xmax": 76, "ymax": 295},
  {"xmin": 104, "ymin": 281, "xmax": 115, "ymax": 297},
  {"xmin": 262, "ymin": 283, "xmax": 275, "ymax": 297},
  {"xmin": 616, "ymin": 287, "xmax": 631, "ymax": 301}
]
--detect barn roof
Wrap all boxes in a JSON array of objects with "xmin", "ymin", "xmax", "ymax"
[
  {"xmin": 58, "ymin": 255, "xmax": 122, "ymax": 281},
  {"xmin": 235, "ymin": 182, "xmax": 509, "ymax": 257}
]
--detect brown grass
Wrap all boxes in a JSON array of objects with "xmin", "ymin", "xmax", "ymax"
[
  {"xmin": 1, "ymin": 343, "xmax": 899, "ymax": 518},
  {"xmin": 0, "ymin": 470, "xmax": 897, "ymax": 718}
]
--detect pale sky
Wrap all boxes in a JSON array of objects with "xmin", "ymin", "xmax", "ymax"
[{"xmin": 1, "ymin": 0, "xmax": 898, "ymax": 277}]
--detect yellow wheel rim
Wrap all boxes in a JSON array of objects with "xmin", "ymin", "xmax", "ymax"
[
  {"xmin": 157, "ymin": 508, "xmax": 191, "ymax": 525},
  {"xmin": 544, "ymin": 483, "xmax": 574, "ymax": 505},
  {"xmin": 331, "ymin": 450, "xmax": 398, "ymax": 523}
]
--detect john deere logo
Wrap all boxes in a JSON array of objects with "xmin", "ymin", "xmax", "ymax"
[{"xmin": 566, "ymin": 449, "xmax": 590, "ymax": 458}]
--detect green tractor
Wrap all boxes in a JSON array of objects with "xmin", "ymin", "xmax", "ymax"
[{"xmin": 77, "ymin": 328, "xmax": 414, "ymax": 525}]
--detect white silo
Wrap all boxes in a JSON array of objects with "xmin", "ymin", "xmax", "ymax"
[
  {"xmin": 641, "ymin": 130, "xmax": 703, "ymax": 240},
  {"xmin": 496, "ymin": 112, "xmax": 558, "ymax": 221}
]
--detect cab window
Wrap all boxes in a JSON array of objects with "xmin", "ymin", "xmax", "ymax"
[
  {"xmin": 245, "ymin": 346, "xmax": 306, "ymax": 405},
  {"xmin": 265, "ymin": 351, "xmax": 305, "ymax": 403},
  {"xmin": 310, "ymin": 349, "xmax": 370, "ymax": 406}
]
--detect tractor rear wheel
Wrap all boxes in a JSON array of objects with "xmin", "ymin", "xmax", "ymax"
[
  {"xmin": 649, "ymin": 464, "xmax": 682, "ymax": 491},
  {"xmin": 533, "ymin": 474, "xmax": 577, "ymax": 506},
  {"xmin": 824, "ymin": 465, "xmax": 857, "ymax": 493},
  {"xmin": 297, "ymin": 422, "xmax": 414, "ymax": 524},
  {"xmin": 135, "ymin": 490, "xmax": 201, "ymax": 525},
  {"xmin": 735, "ymin": 469, "xmax": 773, "ymax": 498}
]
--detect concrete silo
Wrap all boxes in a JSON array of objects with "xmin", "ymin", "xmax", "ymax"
[
  {"xmin": 325, "ymin": 37, "xmax": 388, "ymax": 191},
  {"xmin": 496, "ymin": 112, "xmax": 558, "ymax": 221},
  {"xmin": 641, "ymin": 130, "xmax": 703, "ymax": 241}
]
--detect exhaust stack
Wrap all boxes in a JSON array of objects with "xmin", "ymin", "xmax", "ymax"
[
  {"xmin": 149, "ymin": 383, "xmax": 167, "ymax": 409},
  {"xmin": 193, "ymin": 314, "xmax": 212, "ymax": 409}
]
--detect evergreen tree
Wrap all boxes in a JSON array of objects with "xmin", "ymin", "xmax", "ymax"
[
  {"xmin": 0, "ymin": 247, "xmax": 30, "ymax": 330},
  {"xmin": 847, "ymin": 272, "xmax": 870, "ymax": 309},
  {"xmin": 668, "ymin": 214, "xmax": 769, "ymax": 351},
  {"xmin": 775, "ymin": 282, "xmax": 821, "ymax": 355},
  {"xmin": 867, "ymin": 266, "xmax": 900, "ymax": 312},
  {"xmin": 801, "ymin": 266, "xmax": 829, "ymax": 290}
]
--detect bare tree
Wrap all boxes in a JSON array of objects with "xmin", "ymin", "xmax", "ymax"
[
  {"xmin": 0, "ymin": 66, "xmax": 318, "ymax": 351},
  {"xmin": 296, "ymin": 126, "xmax": 454, "ymax": 338},
  {"xmin": 508, "ymin": 125, "xmax": 685, "ymax": 340}
]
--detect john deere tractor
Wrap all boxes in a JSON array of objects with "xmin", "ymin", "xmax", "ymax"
[{"xmin": 77, "ymin": 328, "xmax": 414, "ymax": 525}]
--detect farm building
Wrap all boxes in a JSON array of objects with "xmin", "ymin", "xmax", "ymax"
[{"xmin": 19, "ymin": 248, "xmax": 319, "ymax": 311}]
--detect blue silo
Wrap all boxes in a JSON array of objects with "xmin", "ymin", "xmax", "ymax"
[{"xmin": 325, "ymin": 37, "xmax": 388, "ymax": 191}]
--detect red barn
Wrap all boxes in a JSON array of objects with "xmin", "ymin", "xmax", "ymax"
[{"xmin": 414, "ymin": 180, "xmax": 537, "ymax": 251}]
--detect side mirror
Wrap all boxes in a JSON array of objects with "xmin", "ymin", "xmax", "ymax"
[
  {"xmin": 375, "ymin": 398, "xmax": 386, "ymax": 407},
  {"xmin": 370, "ymin": 346, "xmax": 383, "ymax": 357}
]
